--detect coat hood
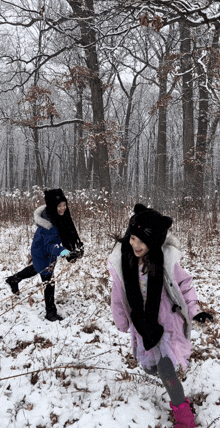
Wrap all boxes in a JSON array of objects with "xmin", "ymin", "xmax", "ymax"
[{"xmin": 34, "ymin": 205, "xmax": 53, "ymax": 230}]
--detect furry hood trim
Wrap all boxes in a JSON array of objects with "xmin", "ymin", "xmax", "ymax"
[{"xmin": 34, "ymin": 205, "xmax": 53, "ymax": 230}]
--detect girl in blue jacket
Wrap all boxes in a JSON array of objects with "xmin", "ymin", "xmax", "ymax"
[{"xmin": 6, "ymin": 189, "xmax": 83, "ymax": 321}]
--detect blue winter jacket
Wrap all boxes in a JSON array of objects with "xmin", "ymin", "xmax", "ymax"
[{"xmin": 31, "ymin": 206, "xmax": 65, "ymax": 276}]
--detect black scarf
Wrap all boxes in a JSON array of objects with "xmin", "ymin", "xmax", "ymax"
[
  {"xmin": 45, "ymin": 206, "xmax": 80, "ymax": 251},
  {"xmin": 121, "ymin": 238, "xmax": 164, "ymax": 351}
]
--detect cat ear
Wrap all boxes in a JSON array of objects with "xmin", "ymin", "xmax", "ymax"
[
  {"xmin": 162, "ymin": 216, "xmax": 172, "ymax": 229},
  {"xmin": 133, "ymin": 204, "xmax": 148, "ymax": 214}
]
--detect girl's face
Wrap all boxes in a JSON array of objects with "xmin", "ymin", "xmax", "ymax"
[
  {"xmin": 129, "ymin": 235, "xmax": 149, "ymax": 259},
  {"xmin": 57, "ymin": 201, "xmax": 67, "ymax": 216}
]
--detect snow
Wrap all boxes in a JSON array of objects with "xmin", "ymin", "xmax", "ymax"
[{"xmin": 1, "ymin": 223, "xmax": 220, "ymax": 428}]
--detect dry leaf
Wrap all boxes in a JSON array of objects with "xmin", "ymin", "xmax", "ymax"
[{"xmin": 28, "ymin": 296, "xmax": 35, "ymax": 307}]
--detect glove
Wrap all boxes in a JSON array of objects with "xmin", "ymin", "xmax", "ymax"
[
  {"xmin": 60, "ymin": 249, "xmax": 70, "ymax": 257},
  {"xmin": 66, "ymin": 245, "xmax": 84, "ymax": 263},
  {"xmin": 77, "ymin": 241, "xmax": 84, "ymax": 257},
  {"xmin": 77, "ymin": 241, "xmax": 84, "ymax": 256},
  {"xmin": 77, "ymin": 241, "xmax": 84, "ymax": 249},
  {"xmin": 193, "ymin": 312, "xmax": 214, "ymax": 324}
]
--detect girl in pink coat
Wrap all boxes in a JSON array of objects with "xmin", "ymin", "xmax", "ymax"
[{"xmin": 108, "ymin": 204, "xmax": 213, "ymax": 428}]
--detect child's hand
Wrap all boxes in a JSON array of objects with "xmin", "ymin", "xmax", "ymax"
[
  {"xmin": 193, "ymin": 312, "xmax": 213, "ymax": 323},
  {"xmin": 60, "ymin": 249, "xmax": 70, "ymax": 257}
]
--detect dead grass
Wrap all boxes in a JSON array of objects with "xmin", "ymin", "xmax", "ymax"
[{"xmin": 0, "ymin": 187, "xmax": 219, "ymax": 259}]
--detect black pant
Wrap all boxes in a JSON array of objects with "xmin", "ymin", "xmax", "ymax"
[
  {"xmin": 143, "ymin": 356, "xmax": 185, "ymax": 406},
  {"xmin": 13, "ymin": 264, "xmax": 56, "ymax": 316},
  {"xmin": 14, "ymin": 264, "xmax": 38, "ymax": 281},
  {"xmin": 15, "ymin": 264, "xmax": 54, "ymax": 283}
]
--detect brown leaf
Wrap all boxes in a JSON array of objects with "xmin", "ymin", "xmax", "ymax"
[
  {"xmin": 101, "ymin": 385, "xmax": 110, "ymax": 399},
  {"xmin": 28, "ymin": 296, "xmax": 35, "ymax": 307},
  {"xmin": 116, "ymin": 370, "xmax": 133, "ymax": 382},
  {"xmin": 73, "ymin": 383, "xmax": 89, "ymax": 392},
  {"xmin": 86, "ymin": 335, "xmax": 100, "ymax": 344},
  {"xmin": 31, "ymin": 373, "xmax": 39, "ymax": 385},
  {"xmin": 50, "ymin": 412, "xmax": 59, "ymax": 426}
]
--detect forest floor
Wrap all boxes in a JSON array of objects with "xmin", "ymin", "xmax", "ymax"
[{"xmin": 1, "ymin": 213, "xmax": 220, "ymax": 428}]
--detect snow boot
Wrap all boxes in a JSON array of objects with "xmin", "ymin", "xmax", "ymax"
[
  {"xmin": 170, "ymin": 397, "xmax": 197, "ymax": 427},
  {"xmin": 45, "ymin": 312, "xmax": 63, "ymax": 322},
  {"xmin": 6, "ymin": 276, "xmax": 20, "ymax": 295},
  {"xmin": 44, "ymin": 280, "xmax": 63, "ymax": 322},
  {"xmin": 6, "ymin": 265, "xmax": 37, "ymax": 295}
]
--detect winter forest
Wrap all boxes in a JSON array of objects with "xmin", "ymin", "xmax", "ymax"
[
  {"xmin": 2, "ymin": 2, "xmax": 220, "ymax": 428},
  {"xmin": 1, "ymin": 0, "xmax": 220, "ymax": 204}
]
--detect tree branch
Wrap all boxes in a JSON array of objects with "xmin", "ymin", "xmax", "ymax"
[{"xmin": 34, "ymin": 119, "xmax": 84, "ymax": 129}]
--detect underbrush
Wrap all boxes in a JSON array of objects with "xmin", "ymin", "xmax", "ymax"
[{"xmin": 0, "ymin": 186, "xmax": 219, "ymax": 258}]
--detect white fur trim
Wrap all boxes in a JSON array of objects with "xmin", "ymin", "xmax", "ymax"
[
  {"xmin": 108, "ymin": 243, "xmax": 124, "ymax": 287},
  {"xmin": 164, "ymin": 231, "xmax": 181, "ymax": 250},
  {"xmin": 34, "ymin": 205, "xmax": 53, "ymax": 230},
  {"xmin": 162, "ymin": 239, "xmax": 192, "ymax": 339}
]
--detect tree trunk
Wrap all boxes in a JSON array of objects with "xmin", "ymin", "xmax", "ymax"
[
  {"xmin": 155, "ymin": 63, "xmax": 167, "ymax": 192},
  {"xmin": 116, "ymin": 65, "xmax": 147, "ymax": 191},
  {"xmin": 75, "ymin": 89, "xmax": 89, "ymax": 189},
  {"xmin": 119, "ymin": 86, "xmax": 134, "ymax": 188},
  {"xmin": 32, "ymin": 127, "xmax": 43, "ymax": 187},
  {"xmin": 180, "ymin": 23, "xmax": 195, "ymax": 196},
  {"xmin": 206, "ymin": 23, "xmax": 220, "ymax": 189},
  {"xmin": 196, "ymin": 76, "xmax": 208, "ymax": 196},
  {"xmin": 7, "ymin": 125, "xmax": 14, "ymax": 190},
  {"xmin": 22, "ymin": 143, "xmax": 30, "ymax": 191},
  {"xmin": 68, "ymin": 0, "xmax": 111, "ymax": 192}
]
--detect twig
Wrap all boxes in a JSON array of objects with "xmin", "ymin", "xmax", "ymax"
[
  {"xmin": 0, "ymin": 287, "xmax": 43, "ymax": 316},
  {"xmin": 0, "ymin": 361, "xmax": 142, "ymax": 382},
  {"xmin": 207, "ymin": 416, "xmax": 220, "ymax": 428}
]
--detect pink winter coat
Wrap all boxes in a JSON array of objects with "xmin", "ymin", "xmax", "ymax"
[{"xmin": 107, "ymin": 235, "xmax": 200, "ymax": 370}]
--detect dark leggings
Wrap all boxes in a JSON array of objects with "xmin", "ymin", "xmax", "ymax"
[
  {"xmin": 14, "ymin": 264, "xmax": 38, "ymax": 281},
  {"xmin": 13, "ymin": 264, "xmax": 54, "ymax": 284},
  {"xmin": 13, "ymin": 265, "xmax": 56, "ymax": 315},
  {"xmin": 143, "ymin": 356, "xmax": 185, "ymax": 406}
]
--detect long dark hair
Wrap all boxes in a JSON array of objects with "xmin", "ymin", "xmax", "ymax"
[
  {"xmin": 116, "ymin": 231, "xmax": 164, "ymax": 339},
  {"xmin": 113, "ymin": 233, "xmax": 155, "ymax": 276},
  {"xmin": 46, "ymin": 205, "xmax": 80, "ymax": 251}
]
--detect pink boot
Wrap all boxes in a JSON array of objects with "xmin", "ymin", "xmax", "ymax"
[{"xmin": 170, "ymin": 397, "xmax": 197, "ymax": 428}]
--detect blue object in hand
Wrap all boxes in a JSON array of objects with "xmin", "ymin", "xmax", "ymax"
[{"xmin": 60, "ymin": 249, "xmax": 70, "ymax": 257}]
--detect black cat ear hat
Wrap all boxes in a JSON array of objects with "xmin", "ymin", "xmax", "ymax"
[
  {"xmin": 127, "ymin": 203, "xmax": 172, "ymax": 249},
  {"xmin": 44, "ymin": 188, "xmax": 67, "ymax": 212}
]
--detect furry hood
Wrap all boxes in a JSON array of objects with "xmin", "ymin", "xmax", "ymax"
[
  {"xmin": 162, "ymin": 232, "xmax": 181, "ymax": 284},
  {"xmin": 34, "ymin": 205, "xmax": 53, "ymax": 230},
  {"xmin": 163, "ymin": 232, "xmax": 180, "ymax": 250}
]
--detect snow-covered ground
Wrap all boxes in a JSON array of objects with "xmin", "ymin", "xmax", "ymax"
[{"xmin": 1, "ymin": 221, "xmax": 220, "ymax": 428}]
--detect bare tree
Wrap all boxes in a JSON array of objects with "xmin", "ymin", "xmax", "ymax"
[{"xmin": 1, "ymin": 0, "xmax": 220, "ymax": 199}]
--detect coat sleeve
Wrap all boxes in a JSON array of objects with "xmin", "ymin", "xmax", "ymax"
[
  {"xmin": 174, "ymin": 263, "xmax": 200, "ymax": 320},
  {"xmin": 42, "ymin": 227, "xmax": 66, "ymax": 257},
  {"xmin": 108, "ymin": 263, "xmax": 130, "ymax": 333}
]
